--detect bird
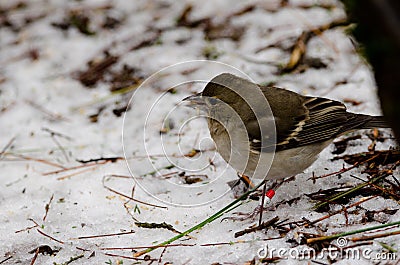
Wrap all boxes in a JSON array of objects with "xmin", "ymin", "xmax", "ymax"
[{"xmin": 183, "ymin": 73, "xmax": 389, "ymax": 182}]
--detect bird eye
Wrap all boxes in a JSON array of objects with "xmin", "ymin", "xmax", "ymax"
[{"xmin": 208, "ymin": 97, "xmax": 219, "ymax": 105}]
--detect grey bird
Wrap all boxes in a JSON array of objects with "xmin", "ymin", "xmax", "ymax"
[{"xmin": 183, "ymin": 73, "xmax": 389, "ymax": 181}]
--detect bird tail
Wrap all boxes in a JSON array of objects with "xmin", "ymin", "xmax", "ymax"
[
  {"xmin": 359, "ymin": 115, "xmax": 390, "ymax": 129},
  {"xmin": 339, "ymin": 113, "xmax": 390, "ymax": 134}
]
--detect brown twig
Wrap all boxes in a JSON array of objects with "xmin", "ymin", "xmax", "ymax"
[
  {"xmin": 310, "ymin": 164, "xmax": 358, "ymax": 182},
  {"xmin": 158, "ymin": 247, "xmax": 167, "ymax": 264},
  {"xmin": 103, "ymin": 252, "xmax": 156, "ymax": 261},
  {"xmin": 15, "ymin": 219, "xmax": 40, "ymax": 233},
  {"xmin": 309, "ymin": 153, "xmax": 380, "ymax": 181},
  {"xmin": 29, "ymin": 248, "xmax": 39, "ymax": 265},
  {"xmin": 102, "ymin": 175, "xmax": 167, "ymax": 209},
  {"xmin": 57, "ymin": 254, "xmax": 85, "ymax": 265},
  {"xmin": 76, "ymin": 246, "xmax": 91, "ymax": 252},
  {"xmin": 15, "ymin": 225, "xmax": 38, "ymax": 234},
  {"xmin": 122, "ymin": 181, "xmax": 138, "ymax": 220},
  {"xmin": 0, "ymin": 136, "xmax": 16, "ymax": 160},
  {"xmin": 234, "ymin": 216, "xmax": 279, "ymax": 238},
  {"xmin": 100, "ymin": 243, "xmax": 194, "ymax": 251},
  {"xmin": 306, "ymin": 221, "xmax": 400, "ymax": 244},
  {"xmin": 200, "ymin": 236, "xmax": 283, "ymax": 247},
  {"xmin": 72, "ymin": 230, "xmax": 135, "ymax": 240},
  {"xmin": 350, "ymin": 229, "xmax": 400, "ymax": 242},
  {"xmin": 306, "ymin": 195, "xmax": 378, "ymax": 227},
  {"xmin": 56, "ymin": 167, "xmax": 97, "ymax": 180},
  {"xmin": 42, "ymin": 194, "xmax": 54, "ymax": 221},
  {"xmin": 36, "ymin": 229, "xmax": 64, "ymax": 244},
  {"xmin": 43, "ymin": 160, "xmax": 107, "ymax": 175},
  {"xmin": 10, "ymin": 153, "xmax": 65, "ymax": 169},
  {"xmin": 360, "ymin": 177, "xmax": 400, "ymax": 200},
  {"xmin": 44, "ymin": 157, "xmax": 125, "ymax": 177},
  {"xmin": 259, "ymin": 257, "xmax": 282, "ymax": 263},
  {"xmin": 0, "ymin": 256, "xmax": 12, "ymax": 264}
]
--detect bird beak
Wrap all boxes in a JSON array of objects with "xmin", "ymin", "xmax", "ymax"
[{"xmin": 182, "ymin": 92, "xmax": 206, "ymax": 108}]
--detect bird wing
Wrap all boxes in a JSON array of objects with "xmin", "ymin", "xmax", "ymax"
[{"xmin": 251, "ymin": 86, "xmax": 348, "ymax": 152}]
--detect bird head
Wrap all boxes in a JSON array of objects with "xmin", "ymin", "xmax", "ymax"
[{"xmin": 182, "ymin": 73, "xmax": 244, "ymax": 114}]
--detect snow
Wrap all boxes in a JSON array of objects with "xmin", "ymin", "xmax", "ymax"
[{"xmin": 0, "ymin": 0, "xmax": 398, "ymax": 264}]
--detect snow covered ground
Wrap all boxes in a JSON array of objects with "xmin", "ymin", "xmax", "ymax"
[{"xmin": 0, "ymin": 0, "xmax": 398, "ymax": 264}]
